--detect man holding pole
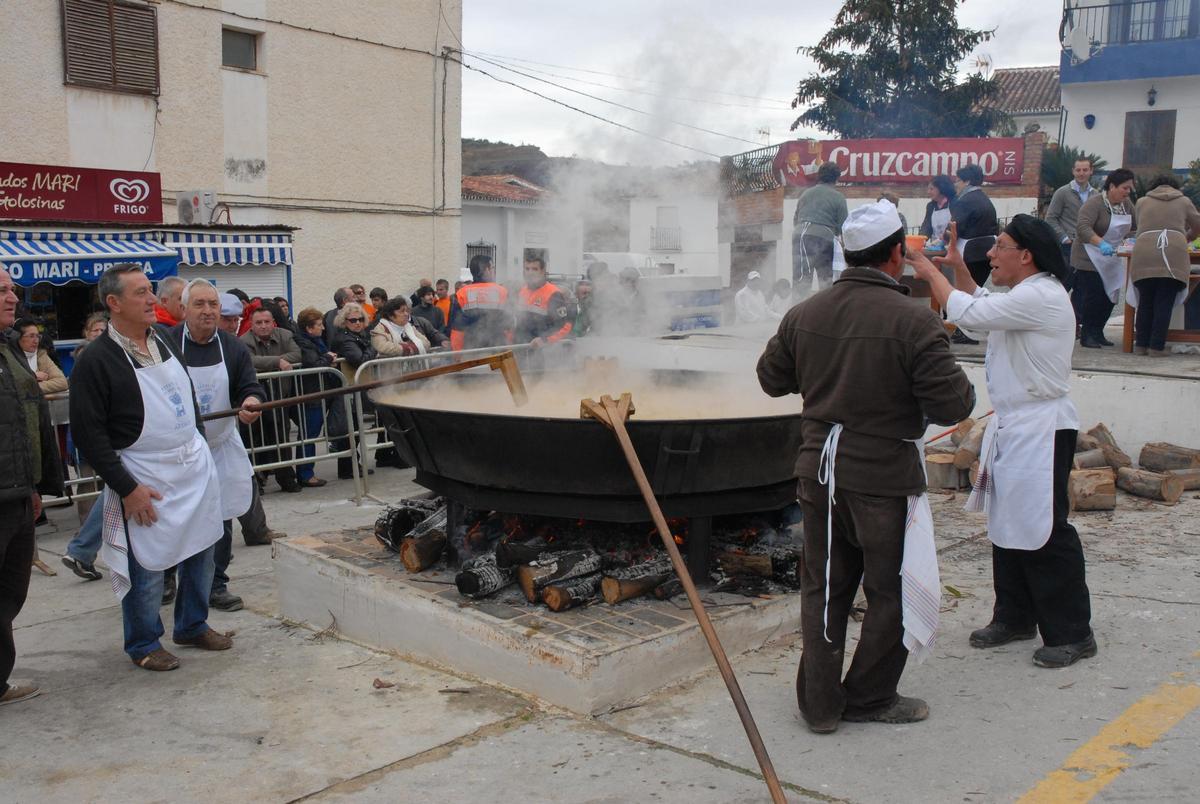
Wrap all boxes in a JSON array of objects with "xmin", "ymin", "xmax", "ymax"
[
  {"xmin": 758, "ymin": 200, "xmax": 975, "ymax": 733},
  {"xmin": 908, "ymin": 219, "xmax": 1095, "ymax": 668},
  {"xmin": 69, "ymin": 264, "xmax": 233, "ymax": 671}
]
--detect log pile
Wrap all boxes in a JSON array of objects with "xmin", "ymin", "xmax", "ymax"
[
  {"xmin": 1069, "ymin": 468, "xmax": 1116, "ymax": 511},
  {"xmin": 1116, "ymin": 467, "xmax": 1184, "ymax": 505},
  {"xmin": 1138, "ymin": 442, "xmax": 1200, "ymax": 473},
  {"xmin": 516, "ymin": 549, "xmax": 603, "ymax": 603},
  {"xmin": 1086, "ymin": 423, "xmax": 1132, "ymax": 470}
]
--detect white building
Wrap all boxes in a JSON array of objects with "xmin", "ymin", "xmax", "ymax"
[
  {"xmin": 460, "ymin": 175, "xmax": 583, "ymax": 284},
  {"xmin": 1058, "ymin": 0, "xmax": 1200, "ymax": 171},
  {"xmin": 0, "ymin": 0, "xmax": 462, "ymax": 308},
  {"xmin": 627, "ymin": 191, "xmax": 721, "ymax": 280},
  {"xmin": 989, "ymin": 66, "xmax": 1062, "ymax": 143}
]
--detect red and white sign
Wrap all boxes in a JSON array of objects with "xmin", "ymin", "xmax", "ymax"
[
  {"xmin": 0, "ymin": 161, "xmax": 163, "ymax": 224},
  {"xmin": 773, "ymin": 137, "xmax": 1025, "ymax": 186}
]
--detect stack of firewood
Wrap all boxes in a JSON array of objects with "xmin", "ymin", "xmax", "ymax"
[{"xmin": 1069, "ymin": 424, "xmax": 1198, "ymax": 510}]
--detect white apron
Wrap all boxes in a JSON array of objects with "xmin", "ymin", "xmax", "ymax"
[
  {"xmin": 100, "ymin": 337, "xmax": 223, "ymax": 600},
  {"xmin": 181, "ymin": 330, "xmax": 254, "ymax": 520},
  {"xmin": 930, "ymin": 207, "xmax": 951, "ymax": 243},
  {"xmin": 1126, "ymin": 229, "xmax": 1190, "ymax": 310},
  {"xmin": 1083, "ymin": 205, "xmax": 1133, "ymax": 303},
  {"xmin": 818, "ymin": 425, "xmax": 940, "ymax": 661},
  {"xmin": 966, "ymin": 399, "xmax": 1059, "ymax": 550}
]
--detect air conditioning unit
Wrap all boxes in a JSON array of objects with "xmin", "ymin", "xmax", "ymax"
[{"xmin": 176, "ymin": 190, "xmax": 217, "ymax": 225}]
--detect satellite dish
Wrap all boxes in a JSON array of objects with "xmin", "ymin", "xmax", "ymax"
[
  {"xmin": 974, "ymin": 54, "xmax": 993, "ymax": 79},
  {"xmin": 1066, "ymin": 24, "xmax": 1097, "ymax": 63}
]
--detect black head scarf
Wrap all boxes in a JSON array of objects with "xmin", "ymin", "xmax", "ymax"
[{"xmin": 1003, "ymin": 214, "xmax": 1069, "ymax": 283}]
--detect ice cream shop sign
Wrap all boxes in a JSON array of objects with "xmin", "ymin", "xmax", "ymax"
[
  {"xmin": 0, "ymin": 161, "xmax": 163, "ymax": 224},
  {"xmin": 772, "ymin": 137, "xmax": 1025, "ymax": 186}
]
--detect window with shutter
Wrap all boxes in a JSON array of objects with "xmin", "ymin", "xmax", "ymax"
[
  {"xmin": 1122, "ymin": 110, "xmax": 1177, "ymax": 171},
  {"xmin": 61, "ymin": 0, "xmax": 160, "ymax": 95}
]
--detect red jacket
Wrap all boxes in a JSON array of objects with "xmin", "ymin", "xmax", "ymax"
[
  {"xmin": 154, "ymin": 305, "xmax": 179, "ymax": 327},
  {"xmin": 516, "ymin": 282, "xmax": 573, "ymax": 343}
]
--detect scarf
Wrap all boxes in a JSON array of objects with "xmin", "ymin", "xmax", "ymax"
[{"xmin": 380, "ymin": 317, "xmax": 428, "ymax": 355}]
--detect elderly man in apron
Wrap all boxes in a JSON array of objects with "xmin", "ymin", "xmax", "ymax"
[
  {"xmin": 909, "ymin": 218, "xmax": 1096, "ymax": 668},
  {"xmin": 69, "ymin": 265, "xmax": 235, "ymax": 671},
  {"xmin": 759, "ymin": 200, "xmax": 976, "ymax": 733},
  {"xmin": 170, "ymin": 280, "xmax": 264, "ymax": 613}
]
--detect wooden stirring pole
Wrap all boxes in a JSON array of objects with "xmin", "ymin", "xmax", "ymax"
[
  {"xmin": 200, "ymin": 351, "xmax": 528, "ymax": 422},
  {"xmin": 581, "ymin": 393, "xmax": 787, "ymax": 804}
]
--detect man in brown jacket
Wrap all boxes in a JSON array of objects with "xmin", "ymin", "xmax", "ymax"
[
  {"xmin": 240, "ymin": 307, "xmax": 302, "ymax": 493},
  {"xmin": 758, "ymin": 200, "xmax": 975, "ymax": 734}
]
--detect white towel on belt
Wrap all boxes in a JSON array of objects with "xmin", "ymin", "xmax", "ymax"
[{"xmin": 901, "ymin": 492, "xmax": 940, "ymax": 663}]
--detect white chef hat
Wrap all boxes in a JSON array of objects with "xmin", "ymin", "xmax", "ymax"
[
  {"xmin": 746, "ymin": 270, "xmax": 761, "ymax": 281},
  {"xmin": 219, "ymin": 293, "xmax": 243, "ymax": 317},
  {"xmin": 841, "ymin": 200, "xmax": 904, "ymax": 252}
]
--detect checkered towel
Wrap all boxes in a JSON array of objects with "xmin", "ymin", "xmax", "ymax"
[{"xmin": 100, "ymin": 488, "xmax": 131, "ymax": 601}]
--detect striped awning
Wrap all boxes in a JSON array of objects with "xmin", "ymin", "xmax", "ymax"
[
  {"xmin": 159, "ymin": 230, "xmax": 293, "ymax": 267},
  {"xmin": 0, "ymin": 228, "xmax": 179, "ymax": 287}
]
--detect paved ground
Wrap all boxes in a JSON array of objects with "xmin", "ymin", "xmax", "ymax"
[{"xmin": 5, "ymin": 463, "xmax": 1199, "ymax": 803}]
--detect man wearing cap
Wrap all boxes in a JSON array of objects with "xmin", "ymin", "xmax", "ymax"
[
  {"xmin": 758, "ymin": 201, "xmax": 975, "ymax": 733},
  {"xmin": 734, "ymin": 271, "xmax": 780, "ymax": 324},
  {"xmin": 909, "ymin": 218, "xmax": 1095, "ymax": 668}
]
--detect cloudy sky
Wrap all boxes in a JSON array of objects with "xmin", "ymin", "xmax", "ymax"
[{"xmin": 458, "ymin": 0, "xmax": 1065, "ymax": 165}]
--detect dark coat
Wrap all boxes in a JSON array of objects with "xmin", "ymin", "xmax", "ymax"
[
  {"xmin": 0, "ymin": 332, "xmax": 64, "ymax": 502},
  {"xmin": 294, "ymin": 330, "xmax": 339, "ymax": 395},
  {"xmin": 757, "ymin": 268, "xmax": 976, "ymax": 497},
  {"xmin": 949, "ymin": 186, "xmax": 999, "ymax": 264}
]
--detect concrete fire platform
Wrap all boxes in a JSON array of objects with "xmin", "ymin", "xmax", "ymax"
[{"xmin": 275, "ymin": 530, "xmax": 800, "ymax": 714}]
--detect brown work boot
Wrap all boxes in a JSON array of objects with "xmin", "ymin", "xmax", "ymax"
[
  {"xmin": 244, "ymin": 529, "xmax": 285, "ymax": 546},
  {"xmin": 0, "ymin": 682, "xmax": 41, "ymax": 706},
  {"xmin": 842, "ymin": 695, "xmax": 929, "ymax": 725},
  {"xmin": 173, "ymin": 628, "xmax": 233, "ymax": 651},
  {"xmin": 132, "ymin": 648, "xmax": 180, "ymax": 672}
]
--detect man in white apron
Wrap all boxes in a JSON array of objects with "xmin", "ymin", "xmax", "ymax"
[
  {"xmin": 909, "ymin": 217, "xmax": 1096, "ymax": 668},
  {"xmin": 170, "ymin": 281, "xmax": 264, "ymax": 613},
  {"xmin": 759, "ymin": 200, "xmax": 976, "ymax": 733},
  {"xmin": 68, "ymin": 265, "xmax": 229, "ymax": 672}
]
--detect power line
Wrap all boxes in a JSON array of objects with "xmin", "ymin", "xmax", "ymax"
[
  {"xmin": 472, "ymin": 52, "xmax": 792, "ymax": 111},
  {"xmin": 466, "ymin": 49, "xmax": 792, "ymax": 105},
  {"xmin": 466, "ymin": 53, "xmax": 763, "ymax": 146},
  {"xmin": 452, "ymin": 57, "xmax": 722, "ymax": 159}
]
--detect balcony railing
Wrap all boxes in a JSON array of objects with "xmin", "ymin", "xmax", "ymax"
[
  {"xmin": 720, "ymin": 144, "xmax": 783, "ymax": 197},
  {"xmin": 650, "ymin": 226, "xmax": 682, "ymax": 251},
  {"xmin": 1062, "ymin": 0, "xmax": 1199, "ymax": 50}
]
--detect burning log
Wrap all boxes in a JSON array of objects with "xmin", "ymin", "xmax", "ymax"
[
  {"xmin": 717, "ymin": 546, "xmax": 802, "ymax": 589},
  {"xmin": 516, "ymin": 549, "xmax": 602, "ymax": 603},
  {"xmin": 1069, "ymin": 468, "xmax": 1116, "ymax": 511},
  {"xmin": 1165, "ymin": 468, "xmax": 1200, "ymax": 491},
  {"xmin": 1085, "ymin": 423, "xmax": 1132, "ymax": 470},
  {"xmin": 399, "ymin": 508, "xmax": 449, "ymax": 573},
  {"xmin": 495, "ymin": 536, "xmax": 550, "ymax": 568},
  {"xmin": 1137, "ymin": 442, "xmax": 1200, "ymax": 472},
  {"xmin": 954, "ymin": 419, "xmax": 990, "ymax": 470},
  {"xmin": 455, "ymin": 553, "xmax": 514, "ymax": 598},
  {"xmin": 600, "ymin": 556, "xmax": 674, "ymax": 605},
  {"xmin": 1116, "ymin": 467, "xmax": 1184, "ymax": 505},
  {"xmin": 653, "ymin": 577, "xmax": 684, "ymax": 600},
  {"xmin": 542, "ymin": 573, "xmax": 602, "ymax": 612},
  {"xmin": 374, "ymin": 498, "xmax": 442, "ymax": 553},
  {"xmin": 1072, "ymin": 449, "xmax": 1110, "ymax": 470}
]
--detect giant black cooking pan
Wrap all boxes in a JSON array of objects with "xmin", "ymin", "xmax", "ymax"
[{"xmin": 374, "ymin": 369, "xmax": 803, "ymax": 523}]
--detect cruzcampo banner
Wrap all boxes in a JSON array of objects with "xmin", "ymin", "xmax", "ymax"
[
  {"xmin": 0, "ymin": 161, "xmax": 163, "ymax": 224},
  {"xmin": 772, "ymin": 137, "xmax": 1025, "ymax": 186}
]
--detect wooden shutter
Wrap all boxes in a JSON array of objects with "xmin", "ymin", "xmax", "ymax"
[
  {"xmin": 61, "ymin": 0, "xmax": 159, "ymax": 95},
  {"xmin": 1123, "ymin": 110, "xmax": 1177, "ymax": 171}
]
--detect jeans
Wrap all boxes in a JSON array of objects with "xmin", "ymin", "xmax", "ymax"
[
  {"xmin": 1, "ymin": 498, "xmax": 34, "ymax": 696},
  {"xmin": 295, "ymin": 403, "xmax": 326, "ymax": 482},
  {"xmin": 66, "ymin": 498, "xmax": 103, "ymax": 564},
  {"xmin": 123, "ymin": 542, "xmax": 215, "ymax": 661},
  {"xmin": 1133, "ymin": 277, "xmax": 1184, "ymax": 351}
]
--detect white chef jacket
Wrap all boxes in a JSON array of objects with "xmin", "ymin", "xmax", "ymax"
[
  {"xmin": 945, "ymin": 273, "xmax": 1079, "ymax": 430},
  {"xmin": 734, "ymin": 285, "xmax": 780, "ymax": 324}
]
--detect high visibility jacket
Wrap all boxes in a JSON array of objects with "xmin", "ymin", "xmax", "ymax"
[
  {"xmin": 515, "ymin": 282, "xmax": 574, "ymax": 344},
  {"xmin": 434, "ymin": 296, "xmax": 452, "ymax": 333},
  {"xmin": 449, "ymin": 282, "xmax": 512, "ymax": 351}
]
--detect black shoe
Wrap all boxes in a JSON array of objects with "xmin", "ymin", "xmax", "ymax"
[
  {"xmin": 842, "ymin": 695, "xmax": 929, "ymax": 724},
  {"xmin": 969, "ymin": 621, "xmax": 1037, "ymax": 648},
  {"xmin": 1079, "ymin": 336, "xmax": 1103, "ymax": 349},
  {"xmin": 951, "ymin": 329, "xmax": 979, "ymax": 345},
  {"xmin": 209, "ymin": 589, "xmax": 244, "ymax": 612},
  {"xmin": 161, "ymin": 573, "xmax": 177, "ymax": 606},
  {"xmin": 279, "ymin": 481, "xmax": 302, "ymax": 493},
  {"xmin": 61, "ymin": 555, "xmax": 103, "ymax": 581},
  {"xmin": 34, "ymin": 511, "xmax": 48, "ymax": 527},
  {"xmin": 1033, "ymin": 634, "xmax": 1097, "ymax": 668},
  {"xmin": 1098, "ymin": 335, "xmax": 1114, "ymax": 347}
]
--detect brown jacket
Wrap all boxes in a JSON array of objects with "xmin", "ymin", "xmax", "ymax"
[
  {"xmin": 1072, "ymin": 193, "xmax": 1136, "ymax": 272},
  {"xmin": 757, "ymin": 268, "xmax": 976, "ymax": 497},
  {"xmin": 1131, "ymin": 186, "xmax": 1200, "ymax": 285}
]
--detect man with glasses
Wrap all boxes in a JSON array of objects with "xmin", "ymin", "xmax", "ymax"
[{"xmin": 908, "ymin": 217, "xmax": 1095, "ymax": 669}]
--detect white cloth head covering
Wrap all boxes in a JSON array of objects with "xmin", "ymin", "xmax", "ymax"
[
  {"xmin": 842, "ymin": 200, "xmax": 904, "ymax": 252},
  {"xmin": 746, "ymin": 270, "xmax": 761, "ymax": 281},
  {"xmin": 219, "ymin": 293, "xmax": 243, "ymax": 317}
]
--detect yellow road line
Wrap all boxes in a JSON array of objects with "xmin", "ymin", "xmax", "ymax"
[{"xmin": 1019, "ymin": 680, "xmax": 1200, "ymax": 803}]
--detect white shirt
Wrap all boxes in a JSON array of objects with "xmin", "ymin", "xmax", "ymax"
[
  {"xmin": 945, "ymin": 272, "xmax": 1079, "ymax": 428},
  {"xmin": 734, "ymin": 285, "xmax": 780, "ymax": 324},
  {"xmin": 768, "ymin": 293, "xmax": 792, "ymax": 316}
]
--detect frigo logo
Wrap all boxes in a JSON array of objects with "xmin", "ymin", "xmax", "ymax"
[{"xmin": 109, "ymin": 178, "xmax": 151, "ymax": 204}]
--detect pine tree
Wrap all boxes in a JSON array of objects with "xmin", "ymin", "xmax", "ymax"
[{"xmin": 792, "ymin": 0, "xmax": 1008, "ymax": 138}]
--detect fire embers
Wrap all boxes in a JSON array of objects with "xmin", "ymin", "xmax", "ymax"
[{"xmin": 376, "ymin": 498, "xmax": 805, "ymax": 613}]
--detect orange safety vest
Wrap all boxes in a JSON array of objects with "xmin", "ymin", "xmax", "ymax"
[
  {"xmin": 516, "ymin": 282, "xmax": 573, "ymax": 343},
  {"xmin": 450, "ymin": 282, "xmax": 511, "ymax": 351}
]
